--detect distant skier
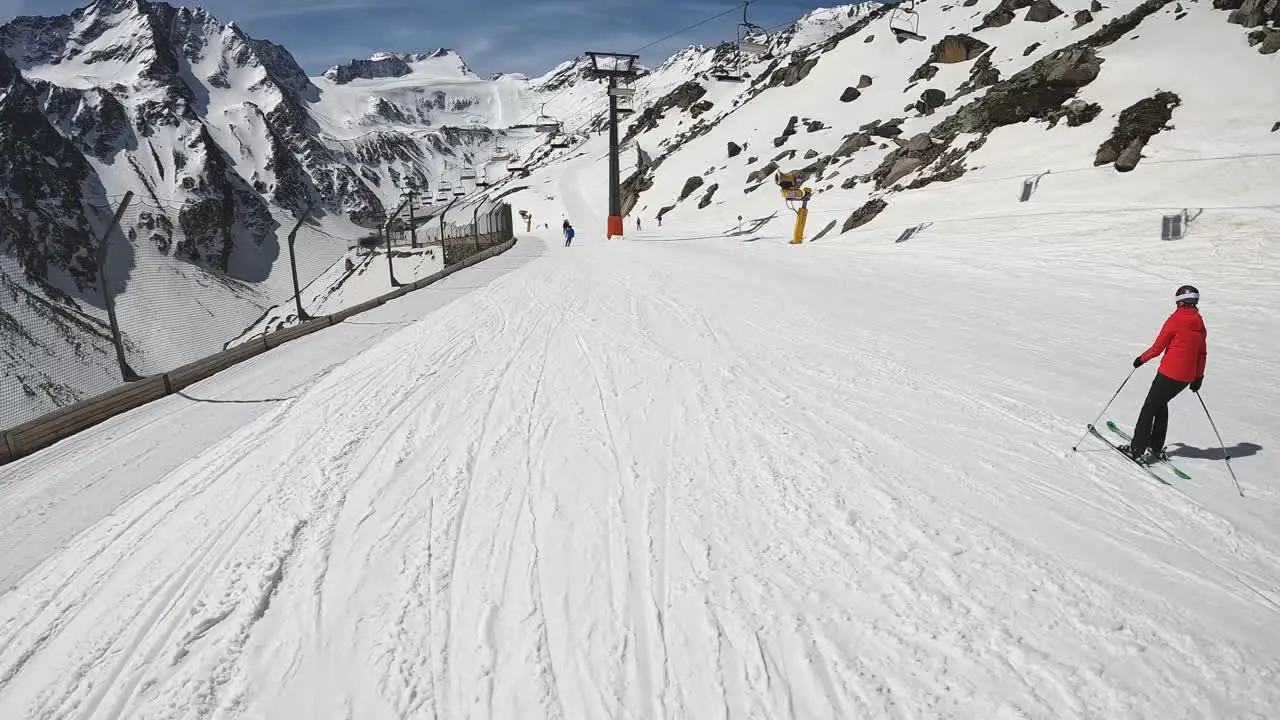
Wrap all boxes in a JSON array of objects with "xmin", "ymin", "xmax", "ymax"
[
  {"xmin": 1121, "ymin": 285, "xmax": 1207, "ymax": 464},
  {"xmin": 563, "ymin": 220, "xmax": 575, "ymax": 247},
  {"xmin": 636, "ymin": 217, "xmax": 642, "ymax": 231}
]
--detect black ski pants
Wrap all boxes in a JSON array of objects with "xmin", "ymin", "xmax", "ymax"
[{"xmin": 1131, "ymin": 372, "xmax": 1189, "ymax": 455}]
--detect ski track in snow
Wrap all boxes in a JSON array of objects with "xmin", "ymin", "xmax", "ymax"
[
  {"xmin": 4, "ymin": 2, "xmax": 1280, "ymax": 717},
  {"xmin": 2, "ymin": 225, "xmax": 1279, "ymax": 718}
]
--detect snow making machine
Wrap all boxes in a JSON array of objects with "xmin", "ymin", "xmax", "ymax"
[{"xmin": 775, "ymin": 171, "xmax": 814, "ymax": 244}]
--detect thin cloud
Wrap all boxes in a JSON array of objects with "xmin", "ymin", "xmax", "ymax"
[
  {"xmin": 237, "ymin": 1, "xmax": 409, "ymax": 22},
  {"xmin": 0, "ymin": 0, "xmax": 820, "ymax": 77}
]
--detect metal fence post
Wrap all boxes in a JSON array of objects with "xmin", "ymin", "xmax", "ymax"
[
  {"xmin": 384, "ymin": 205, "xmax": 405, "ymax": 287},
  {"xmin": 286, "ymin": 207, "xmax": 314, "ymax": 321},
  {"xmin": 440, "ymin": 203, "xmax": 450, "ymax": 264},
  {"xmin": 96, "ymin": 192, "xmax": 142, "ymax": 382},
  {"xmin": 408, "ymin": 191, "xmax": 419, "ymax": 249}
]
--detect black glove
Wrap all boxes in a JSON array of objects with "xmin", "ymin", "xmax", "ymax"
[
  {"xmin": 1190, "ymin": 377, "xmax": 1203, "ymax": 393},
  {"xmin": 1133, "ymin": 356, "xmax": 1145, "ymax": 368}
]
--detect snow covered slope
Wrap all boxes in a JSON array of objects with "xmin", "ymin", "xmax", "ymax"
[
  {"xmin": 2, "ymin": 193, "xmax": 1279, "ymax": 718},
  {"xmin": 2, "ymin": 1, "xmax": 1280, "ymax": 716},
  {"xmin": 585, "ymin": 0, "xmax": 1280, "ymax": 245}
]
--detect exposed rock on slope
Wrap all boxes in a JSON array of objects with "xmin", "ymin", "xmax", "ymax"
[
  {"xmin": 1026, "ymin": 0, "xmax": 1065, "ymax": 22},
  {"xmin": 624, "ymin": 81, "xmax": 708, "ymax": 142},
  {"xmin": 0, "ymin": 51, "xmax": 104, "ymax": 295},
  {"xmin": 679, "ymin": 176, "xmax": 706, "ymax": 201},
  {"xmin": 931, "ymin": 34, "xmax": 991, "ymax": 63},
  {"xmin": 842, "ymin": 198, "xmax": 888, "ymax": 232},
  {"xmin": 1094, "ymin": 91, "xmax": 1181, "ymax": 171}
]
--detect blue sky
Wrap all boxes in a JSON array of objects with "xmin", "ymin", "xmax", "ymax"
[{"xmin": 0, "ymin": 0, "xmax": 834, "ymax": 76}]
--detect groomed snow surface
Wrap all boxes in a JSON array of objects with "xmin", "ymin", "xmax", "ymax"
[
  {"xmin": 4, "ymin": 2, "xmax": 1280, "ymax": 716},
  {"xmin": 2, "ymin": 176, "xmax": 1279, "ymax": 718}
]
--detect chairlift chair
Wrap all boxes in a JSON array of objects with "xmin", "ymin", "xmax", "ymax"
[
  {"xmin": 711, "ymin": 2, "xmax": 767, "ymax": 83},
  {"xmin": 736, "ymin": 1, "xmax": 770, "ymax": 57},
  {"xmin": 435, "ymin": 191, "xmax": 449, "ymax": 203},
  {"xmin": 492, "ymin": 145, "xmax": 511, "ymax": 160},
  {"xmin": 889, "ymin": 0, "xmax": 926, "ymax": 42},
  {"xmin": 609, "ymin": 83, "xmax": 637, "ymax": 114},
  {"xmin": 461, "ymin": 165, "xmax": 476, "ymax": 180},
  {"xmin": 535, "ymin": 103, "xmax": 561, "ymax": 134},
  {"xmin": 550, "ymin": 133, "xmax": 571, "ymax": 149},
  {"xmin": 452, "ymin": 186, "xmax": 466, "ymax": 197},
  {"xmin": 507, "ymin": 156, "xmax": 526, "ymax": 173},
  {"xmin": 476, "ymin": 168, "xmax": 491, "ymax": 187},
  {"xmin": 711, "ymin": 66, "xmax": 745, "ymax": 83}
]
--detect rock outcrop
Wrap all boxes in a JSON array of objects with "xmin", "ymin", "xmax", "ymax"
[
  {"xmin": 931, "ymin": 34, "xmax": 991, "ymax": 63},
  {"xmin": 841, "ymin": 198, "xmax": 888, "ymax": 233},
  {"xmin": 1094, "ymin": 91, "xmax": 1181, "ymax": 172},
  {"xmin": 1026, "ymin": 0, "xmax": 1065, "ymax": 22},
  {"xmin": 678, "ymin": 175, "xmax": 706, "ymax": 201}
]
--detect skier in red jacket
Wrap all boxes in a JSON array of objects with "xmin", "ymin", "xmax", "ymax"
[{"xmin": 1121, "ymin": 285, "xmax": 1207, "ymax": 463}]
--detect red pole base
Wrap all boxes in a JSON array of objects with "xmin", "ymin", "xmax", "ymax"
[{"xmin": 607, "ymin": 215, "xmax": 624, "ymax": 238}]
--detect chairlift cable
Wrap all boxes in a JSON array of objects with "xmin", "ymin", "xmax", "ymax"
[
  {"xmin": 497, "ymin": 0, "xmax": 788, "ymax": 131},
  {"xmin": 485, "ymin": 0, "xmax": 853, "ymax": 168}
]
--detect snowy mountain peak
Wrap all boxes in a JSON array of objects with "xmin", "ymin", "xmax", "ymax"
[
  {"xmin": 324, "ymin": 48, "xmax": 475, "ymax": 85},
  {"xmin": 533, "ymin": 54, "xmax": 629, "ymax": 93},
  {"xmin": 84, "ymin": 0, "xmax": 144, "ymax": 14}
]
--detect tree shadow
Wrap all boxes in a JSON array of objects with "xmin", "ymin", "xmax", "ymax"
[
  {"xmin": 177, "ymin": 392, "xmax": 294, "ymax": 405},
  {"xmin": 726, "ymin": 211, "xmax": 779, "ymax": 237},
  {"xmin": 1167, "ymin": 442, "xmax": 1263, "ymax": 460},
  {"xmin": 342, "ymin": 320, "xmax": 414, "ymax": 326}
]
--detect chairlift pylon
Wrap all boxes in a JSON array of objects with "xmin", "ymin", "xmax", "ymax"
[{"xmin": 889, "ymin": 0, "xmax": 926, "ymax": 42}]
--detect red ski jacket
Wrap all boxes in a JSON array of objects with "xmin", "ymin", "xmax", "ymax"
[{"xmin": 1139, "ymin": 307, "xmax": 1207, "ymax": 383}]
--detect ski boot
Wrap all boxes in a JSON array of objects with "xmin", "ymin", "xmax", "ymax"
[
  {"xmin": 1118, "ymin": 444, "xmax": 1144, "ymax": 463},
  {"xmin": 1138, "ymin": 449, "xmax": 1163, "ymax": 466}
]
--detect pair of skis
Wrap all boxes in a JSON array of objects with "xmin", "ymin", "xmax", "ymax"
[{"xmin": 1087, "ymin": 420, "xmax": 1191, "ymax": 486}]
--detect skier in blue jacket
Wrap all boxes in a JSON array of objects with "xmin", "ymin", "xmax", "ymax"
[{"xmin": 563, "ymin": 220, "xmax": 575, "ymax": 247}]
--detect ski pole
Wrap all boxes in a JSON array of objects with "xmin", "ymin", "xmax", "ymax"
[
  {"xmin": 1196, "ymin": 393, "xmax": 1244, "ymax": 497},
  {"xmin": 1071, "ymin": 368, "xmax": 1137, "ymax": 452}
]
